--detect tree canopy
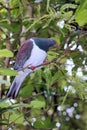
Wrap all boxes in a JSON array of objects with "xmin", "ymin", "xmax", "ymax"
[{"xmin": 0, "ymin": 0, "xmax": 87, "ymax": 130}]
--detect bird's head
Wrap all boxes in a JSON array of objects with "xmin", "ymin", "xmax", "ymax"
[{"xmin": 33, "ymin": 37, "xmax": 58, "ymax": 52}]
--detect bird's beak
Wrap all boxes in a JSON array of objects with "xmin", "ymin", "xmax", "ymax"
[
  {"xmin": 50, "ymin": 42, "xmax": 60, "ymax": 50},
  {"xmin": 55, "ymin": 42, "xmax": 60, "ymax": 49}
]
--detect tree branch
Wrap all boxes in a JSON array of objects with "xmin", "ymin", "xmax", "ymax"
[{"xmin": 17, "ymin": 59, "xmax": 58, "ymax": 72}]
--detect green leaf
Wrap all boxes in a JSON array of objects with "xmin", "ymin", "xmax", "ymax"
[
  {"xmin": 19, "ymin": 79, "xmax": 33, "ymax": 98},
  {"xmin": 75, "ymin": 0, "xmax": 87, "ymax": 26},
  {"xmin": 29, "ymin": 100, "xmax": 45, "ymax": 109},
  {"xmin": 75, "ymin": 9, "xmax": 87, "ymax": 26},
  {"xmin": 34, "ymin": 117, "xmax": 55, "ymax": 129},
  {"xmin": 0, "ymin": 49, "xmax": 13, "ymax": 57},
  {"xmin": 0, "ymin": 120, "xmax": 8, "ymax": 125},
  {"xmin": 63, "ymin": 11, "xmax": 73, "ymax": 20},
  {"xmin": 0, "ymin": 68, "xmax": 17, "ymax": 76},
  {"xmin": 10, "ymin": 112, "xmax": 24, "ymax": 124},
  {"xmin": 0, "ymin": 99, "xmax": 10, "ymax": 108},
  {"xmin": 47, "ymin": 50, "xmax": 58, "ymax": 60}
]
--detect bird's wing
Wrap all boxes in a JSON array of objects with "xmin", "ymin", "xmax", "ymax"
[
  {"xmin": 23, "ymin": 41, "xmax": 47, "ymax": 68},
  {"xmin": 14, "ymin": 39, "xmax": 33, "ymax": 70}
]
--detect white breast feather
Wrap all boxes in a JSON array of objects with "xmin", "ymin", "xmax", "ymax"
[{"xmin": 23, "ymin": 39, "xmax": 47, "ymax": 69}]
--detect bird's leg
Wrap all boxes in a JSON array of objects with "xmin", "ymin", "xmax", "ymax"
[
  {"xmin": 30, "ymin": 60, "xmax": 51, "ymax": 70},
  {"xmin": 30, "ymin": 66, "xmax": 36, "ymax": 70}
]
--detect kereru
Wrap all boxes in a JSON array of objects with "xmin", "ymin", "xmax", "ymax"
[{"xmin": 6, "ymin": 37, "xmax": 57, "ymax": 99}]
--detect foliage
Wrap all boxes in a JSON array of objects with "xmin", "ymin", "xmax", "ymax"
[{"xmin": 0, "ymin": 0, "xmax": 87, "ymax": 130}]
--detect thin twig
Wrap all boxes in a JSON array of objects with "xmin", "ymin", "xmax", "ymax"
[
  {"xmin": 0, "ymin": 2, "xmax": 19, "ymax": 11},
  {"xmin": 17, "ymin": 59, "xmax": 58, "ymax": 72}
]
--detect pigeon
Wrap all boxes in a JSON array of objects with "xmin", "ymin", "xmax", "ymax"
[{"xmin": 6, "ymin": 37, "xmax": 57, "ymax": 98}]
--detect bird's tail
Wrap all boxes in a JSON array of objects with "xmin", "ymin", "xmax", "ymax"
[{"xmin": 6, "ymin": 70, "xmax": 32, "ymax": 99}]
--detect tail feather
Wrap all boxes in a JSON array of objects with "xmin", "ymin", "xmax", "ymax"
[
  {"xmin": 6, "ymin": 81, "xmax": 16, "ymax": 98},
  {"xmin": 6, "ymin": 77, "xmax": 24, "ymax": 99},
  {"xmin": 6, "ymin": 70, "xmax": 32, "ymax": 99}
]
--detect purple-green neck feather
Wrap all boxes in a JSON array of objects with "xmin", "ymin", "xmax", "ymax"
[{"xmin": 33, "ymin": 38, "xmax": 56, "ymax": 52}]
